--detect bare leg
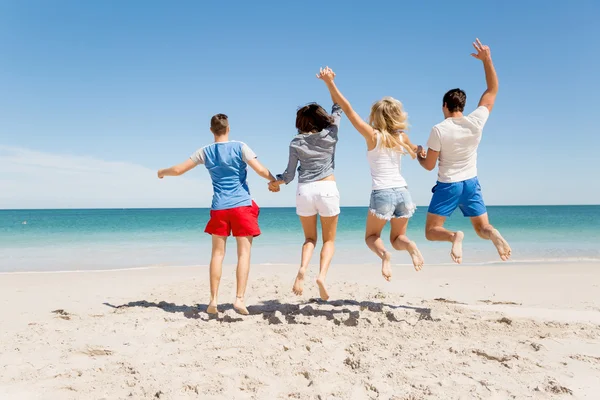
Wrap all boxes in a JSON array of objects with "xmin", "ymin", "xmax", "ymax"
[
  {"xmin": 233, "ymin": 236, "xmax": 253, "ymax": 315},
  {"xmin": 208, "ymin": 235, "xmax": 227, "ymax": 314},
  {"xmin": 470, "ymin": 213, "xmax": 511, "ymax": 261},
  {"xmin": 315, "ymin": 215, "xmax": 339, "ymax": 300},
  {"xmin": 292, "ymin": 215, "xmax": 318, "ymax": 296},
  {"xmin": 390, "ymin": 218, "xmax": 424, "ymax": 271},
  {"xmin": 425, "ymin": 213, "xmax": 464, "ymax": 264},
  {"xmin": 365, "ymin": 213, "xmax": 392, "ymax": 281}
]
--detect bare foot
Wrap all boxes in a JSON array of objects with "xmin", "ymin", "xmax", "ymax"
[
  {"xmin": 233, "ymin": 297, "xmax": 249, "ymax": 315},
  {"xmin": 292, "ymin": 268, "xmax": 306, "ymax": 296},
  {"xmin": 407, "ymin": 241, "xmax": 424, "ymax": 271},
  {"xmin": 381, "ymin": 251, "xmax": 392, "ymax": 282},
  {"xmin": 207, "ymin": 301, "xmax": 218, "ymax": 315},
  {"xmin": 451, "ymin": 231, "xmax": 464, "ymax": 264},
  {"xmin": 316, "ymin": 277, "xmax": 330, "ymax": 301},
  {"xmin": 490, "ymin": 229, "xmax": 511, "ymax": 261}
]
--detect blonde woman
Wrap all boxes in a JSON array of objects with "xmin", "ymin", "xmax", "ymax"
[{"xmin": 318, "ymin": 67, "xmax": 424, "ymax": 280}]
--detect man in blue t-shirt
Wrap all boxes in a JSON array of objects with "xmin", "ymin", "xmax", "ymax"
[{"xmin": 158, "ymin": 113, "xmax": 276, "ymax": 315}]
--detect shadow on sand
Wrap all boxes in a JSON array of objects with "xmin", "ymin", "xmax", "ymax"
[{"xmin": 103, "ymin": 298, "xmax": 434, "ymax": 325}]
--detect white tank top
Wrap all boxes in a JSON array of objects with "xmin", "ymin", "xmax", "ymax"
[{"xmin": 367, "ymin": 131, "xmax": 407, "ymax": 190}]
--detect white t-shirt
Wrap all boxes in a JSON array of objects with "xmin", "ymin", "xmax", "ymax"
[{"xmin": 426, "ymin": 106, "xmax": 490, "ymax": 183}]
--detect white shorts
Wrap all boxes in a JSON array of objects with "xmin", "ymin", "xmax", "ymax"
[{"xmin": 296, "ymin": 181, "xmax": 340, "ymax": 217}]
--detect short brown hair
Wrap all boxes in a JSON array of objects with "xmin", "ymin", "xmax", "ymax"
[
  {"xmin": 443, "ymin": 89, "xmax": 467, "ymax": 113},
  {"xmin": 210, "ymin": 113, "xmax": 229, "ymax": 135},
  {"xmin": 296, "ymin": 103, "xmax": 334, "ymax": 133}
]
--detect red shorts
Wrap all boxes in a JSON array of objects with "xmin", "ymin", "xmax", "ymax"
[{"xmin": 205, "ymin": 201, "xmax": 261, "ymax": 237}]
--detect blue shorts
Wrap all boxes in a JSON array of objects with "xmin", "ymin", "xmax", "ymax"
[
  {"xmin": 369, "ymin": 187, "xmax": 416, "ymax": 220},
  {"xmin": 427, "ymin": 177, "xmax": 487, "ymax": 217}
]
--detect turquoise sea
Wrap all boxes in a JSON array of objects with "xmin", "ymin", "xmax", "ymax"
[{"xmin": 1, "ymin": 206, "xmax": 599, "ymax": 273}]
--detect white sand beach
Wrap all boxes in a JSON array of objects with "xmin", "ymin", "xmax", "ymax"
[{"xmin": 1, "ymin": 261, "xmax": 599, "ymax": 399}]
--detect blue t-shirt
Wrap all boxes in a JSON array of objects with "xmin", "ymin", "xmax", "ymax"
[{"xmin": 190, "ymin": 141, "xmax": 257, "ymax": 210}]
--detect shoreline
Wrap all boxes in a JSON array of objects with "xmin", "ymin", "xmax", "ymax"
[{"xmin": 1, "ymin": 256, "xmax": 599, "ymax": 275}]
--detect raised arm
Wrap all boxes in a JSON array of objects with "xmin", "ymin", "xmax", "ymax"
[
  {"xmin": 330, "ymin": 103, "xmax": 343, "ymax": 128},
  {"xmin": 317, "ymin": 67, "xmax": 377, "ymax": 148},
  {"xmin": 471, "ymin": 38, "xmax": 498, "ymax": 112}
]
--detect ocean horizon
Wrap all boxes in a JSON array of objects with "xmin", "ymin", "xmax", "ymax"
[
  {"xmin": 3, "ymin": 204, "xmax": 599, "ymax": 210},
  {"xmin": 1, "ymin": 205, "xmax": 599, "ymax": 273}
]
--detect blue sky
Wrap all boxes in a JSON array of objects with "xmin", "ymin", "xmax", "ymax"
[{"xmin": 0, "ymin": 0, "xmax": 597, "ymax": 209}]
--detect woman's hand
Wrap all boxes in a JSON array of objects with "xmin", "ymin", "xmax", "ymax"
[
  {"xmin": 268, "ymin": 180, "xmax": 282, "ymax": 193},
  {"xmin": 316, "ymin": 66, "xmax": 335, "ymax": 83}
]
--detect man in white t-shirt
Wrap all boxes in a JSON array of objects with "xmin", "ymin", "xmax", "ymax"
[{"xmin": 417, "ymin": 38, "xmax": 511, "ymax": 264}]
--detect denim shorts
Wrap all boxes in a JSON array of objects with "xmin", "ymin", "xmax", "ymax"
[
  {"xmin": 369, "ymin": 187, "xmax": 416, "ymax": 220},
  {"xmin": 428, "ymin": 177, "xmax": 487, "ymax": 217}
]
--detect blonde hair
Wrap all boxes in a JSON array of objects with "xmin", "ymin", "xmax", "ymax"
[{"xmin": 369, "ymin": 97, "xmax": 416, "ymax": 159}]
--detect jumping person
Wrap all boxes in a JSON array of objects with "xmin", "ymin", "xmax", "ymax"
[
  {"xmin": 417, "ymin": 38, "xmax": 511, "ymax": 263},
  {"xmin": 318, "ymin": 67, "xmax": 424, "ymax": 281},
  {"xmin": 269, "ymin": 102, "xmax": 343, "ymax": 301},
  {"xmin": 158, "ymin": 113, "xmax": 276, "ymax": 315}
]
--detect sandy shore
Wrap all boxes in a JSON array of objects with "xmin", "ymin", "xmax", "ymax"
[{"xmin": 1, "ymin": 261, "xmax": 599, "ymax": 399}]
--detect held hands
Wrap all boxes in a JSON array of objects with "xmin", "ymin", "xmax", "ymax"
[
  {"xmin": 316, "ymin": 66, "xmax": 335, "ymax": 83},
  {"xmin": 471, "ymin": 38, "xmax": 491, "ymax": 62},
  {"xmin": 416, "ymin": 145, "xmax": 427, "ymax": 159},
  {"xmin": 268, "ymin": 180, "xmax": 283, "ymax": 193}
]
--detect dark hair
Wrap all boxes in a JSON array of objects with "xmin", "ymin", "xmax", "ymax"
[
  {"xmin": 295, "ymin": 103, "xmax": 334, "ymax": 133},
  {"xmin": 443, "ymin": 89, "xmax": 467, "ymax": 113},
  {"xmin": 210, "ymin": 113, "xmax": 229, "ymax": 135}
]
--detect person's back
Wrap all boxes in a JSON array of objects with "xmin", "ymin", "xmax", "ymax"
[
  {"xmin": 417, "ymin": 38, "xmax": 511, "ymax": 264},
  {"xmin": 279, "ymin": 103, "xmax": 342, "ymax": 185},
  {"xmin": 193, "ymin": 141, "xmax": 254, "ymax": 210},
  {"xmin": 157, "ymin": 112, "xmax": 276, "ymax": 316},
  {"xmin": 271, "ymin": 102, "xmax": 343, "ymax": 301},
  {"xmin": 367, "ymin": 130, "xmax": 407, "ymax": 190},
  {"xmin": 430, "ymin": 106, "xmax": 489, "ymax": 183},
  {"xmin": 318, "ymin": 68, "xmax": 425, "ymax": 278}
]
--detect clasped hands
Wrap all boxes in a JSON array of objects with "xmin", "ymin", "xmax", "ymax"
[{"xmin": 268, "ymin": 180, "xmax": 283, "ymax": 193}]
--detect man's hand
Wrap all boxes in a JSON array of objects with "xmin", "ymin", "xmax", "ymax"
[
  {"xmin": 417, "ymin": 145, "xmax": 427, "ymax": 159},
  {"xmin": 417, "ymin": 148, "xmax": 440, "ymax": 172},
  {"xmin": 472, "ymin": 37, "xmax": 498, "ymax": 112},
  {"xmin": 157, "ymin": 170, "xmax": 164, "ymax": 179},
  {"xmin": 268, "ymin": 180, "xmax": 282, "ymax": 193},
  {"xmin": 471, "ymin": 38, "xmax": 491, "ymax": 62},
  {"xmin": 316, "ymin": 66, "xmax": 335, "ymax": 83}
]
